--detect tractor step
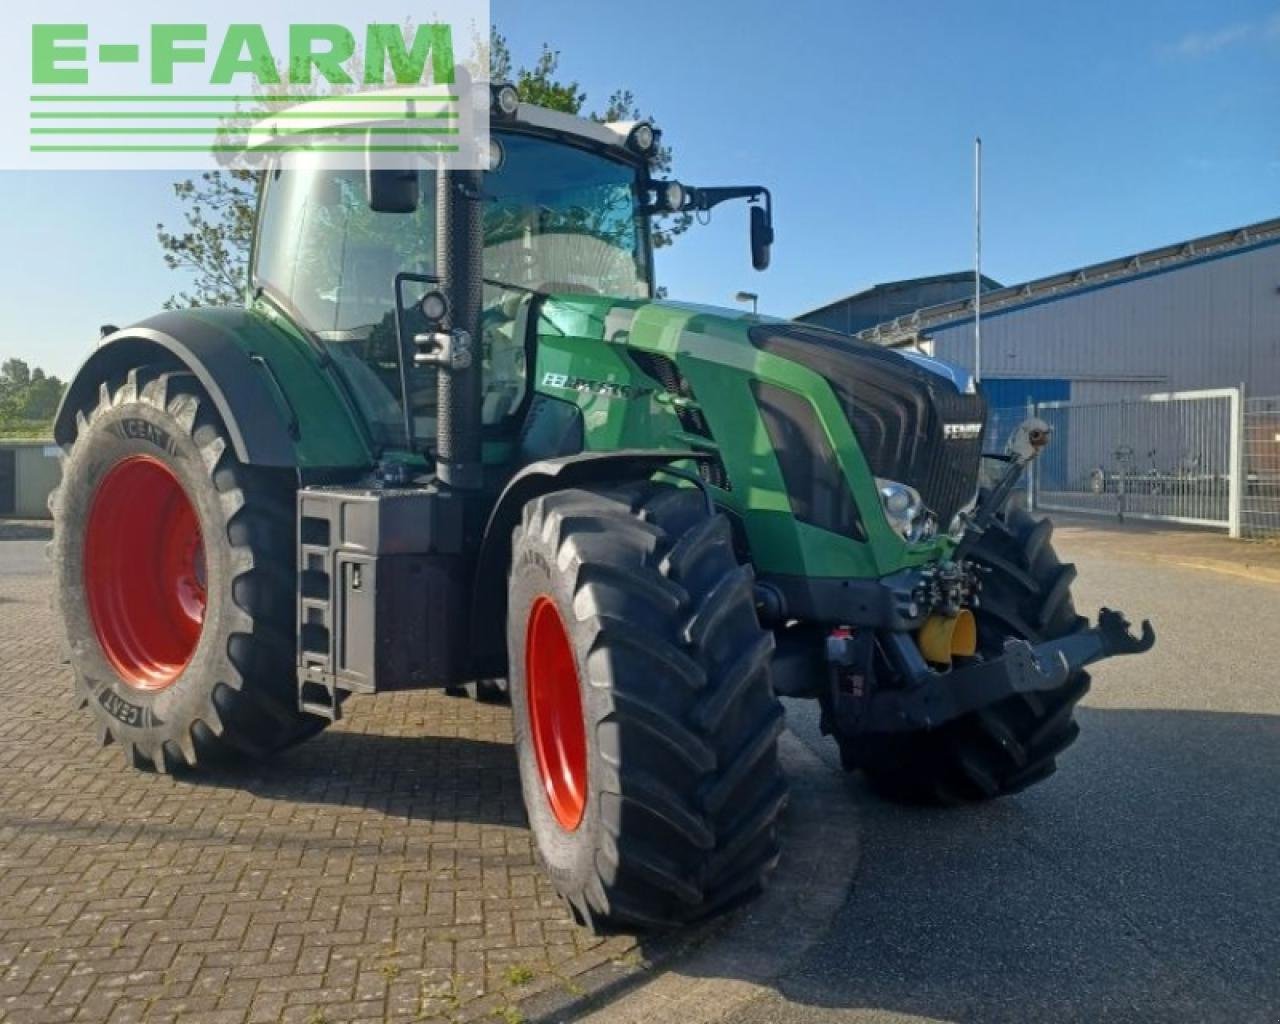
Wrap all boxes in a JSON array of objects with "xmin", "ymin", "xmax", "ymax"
[
  {"xmin": 298, "ymin": 673, "xmax": 342, "ymax": 721},
  {"xmin": 294, "ymin": 483, "xmax": 470, "ymax": 718}
]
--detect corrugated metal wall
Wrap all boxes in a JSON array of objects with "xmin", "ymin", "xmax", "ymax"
[{"xmin": 928, "ymin": 240, "xmax": 1280, "ymax": 396}]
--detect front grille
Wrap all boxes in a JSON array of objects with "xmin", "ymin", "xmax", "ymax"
[{"xmin": 751, "ymin": 325, "xmax": 986, "ymax": 527}]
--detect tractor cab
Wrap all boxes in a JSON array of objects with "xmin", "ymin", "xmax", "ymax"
[{"xmin": 249, "ymin": 90, "xmax": 771, "ymax": 461}]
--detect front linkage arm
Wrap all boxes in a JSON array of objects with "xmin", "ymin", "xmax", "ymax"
[{"xmin": 859, "ymin": 609, "xmax": 1156, "ymax": 735}]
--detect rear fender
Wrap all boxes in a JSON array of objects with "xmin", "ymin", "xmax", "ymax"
[{"xmin": 54, "ymin": 309, "xmax": 374, "ymax": 471}]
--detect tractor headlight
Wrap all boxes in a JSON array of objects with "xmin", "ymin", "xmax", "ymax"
[
  {"xmin": 419, "ymin": 289, "xmax": 450, "ymax": 325},
  {"xmin": 487, "ymin": 137, "xmax": 506, "ymax": 172},
  {"xmin": 875, "ymin": 478, "xmax": 937, "ymax": 543},
  {"xmin": 492, "ymin": 83, "xmax": 520, "ymax": 119},
  {"xmin": 628, "ymin": 122, "xmax": 657, "ymax": 156}
]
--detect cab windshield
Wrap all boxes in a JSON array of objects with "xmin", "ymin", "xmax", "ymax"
[
  {"xmin": 485, "ymin": 131, "xmax": 651, "ymax": 299},
  {"xmin": 253, "ymin": 131, "xmax": 651, "ymax": 448}
]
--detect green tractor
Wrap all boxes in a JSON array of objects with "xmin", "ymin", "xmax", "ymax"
[{"xmin": 50, "ymin": 85, "xmax": 1154, "ymax": 931}]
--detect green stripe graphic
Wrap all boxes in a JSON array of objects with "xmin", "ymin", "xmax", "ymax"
[
  {"xmin": 30, "ymin": 144, "xmax": 461, "ymax": 153},
  {"xmin": 31, "ymin": 126, "xmax": 460, "ymax": 135},
  {"xmin": 32, "ymin": 111, "xmax": 459, "ymax": 120},
  {"xmin": 31, "ymin": 94, "xmax": 460, "ymax": 103}
]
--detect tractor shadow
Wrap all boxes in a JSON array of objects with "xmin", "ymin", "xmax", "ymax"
[
  {"xmin": 186, "ymin": 726, "xmax": 527, "ymax": 829},
  {"xmin": 649, "ymin": 705, "xmax": 1280, "ymax": 1023}
]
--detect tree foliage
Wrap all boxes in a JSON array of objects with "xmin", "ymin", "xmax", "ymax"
[
  {"xmin": 157, "ymin": 27, "xmax": 687, "ymax": 307},
  {"xmin": 156, "ymin": 170, "xmax": 259, "ymax": 308},
  {"xmin": 0, "ymin": 358, "xmax": 66, "ymax": 436}
]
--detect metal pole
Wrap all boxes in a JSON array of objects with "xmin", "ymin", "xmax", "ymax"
[
  {"xmin": 435, "ymin": 168, "xmax": 484, "ymax": 490},
  {"xmin": 1027, "ymin": 398, "xmax": 1037, "ymax": 511},
  {"xmin": 974, "ymin": 136, "xmax": 982, "ymax": 384},
  {"xmin": 1228, "ymin": 383, "xmax": 1244, "ymax": 538}
]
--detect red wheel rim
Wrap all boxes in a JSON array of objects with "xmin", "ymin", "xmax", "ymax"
[
  {"xmin": 525, "ymin": 596, "xmax": 588, "ymax": 831},
  {"xmin": 84, "ymin": 456, "xmax": 207, "ymax": 691}
]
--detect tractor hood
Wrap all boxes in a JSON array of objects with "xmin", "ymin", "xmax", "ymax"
[
  {"xmin": 536, "ymin": 293, "xmax": 973, "ymax": 389},
  {"xmin": 536, "ymin": 292, "xmax": 979, "ymax": 404},
  {"xmin": 535, "ymin": 293, "xmax": 989, "ymax": 534}
]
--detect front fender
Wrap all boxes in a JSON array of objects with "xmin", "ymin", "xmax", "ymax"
[{"xmin": 468, "ymin": 450, "xmax": 712, "ymax": 675}]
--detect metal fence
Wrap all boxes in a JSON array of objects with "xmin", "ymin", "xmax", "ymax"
[
  {"xmin": 1243, "ymin": 397, "xmax": 1280, "ymax": 540},
  {"xmin": 1032, "ymin": 388, "xmax": 1240, "ymax": 531},
  {"xmin": 989, "ymin": 389, "xmax": 1280, "ymax": 540}
]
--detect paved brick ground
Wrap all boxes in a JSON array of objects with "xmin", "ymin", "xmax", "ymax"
[{"xmin": 0, "ymin": 567, "xmax": 636, "ymax": 1024}]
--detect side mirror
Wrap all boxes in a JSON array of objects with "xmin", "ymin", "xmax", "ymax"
[
  {"xmin": 750, "ymin": 204, "xmax": 773, "ymax": 271},
  {"xmin": 366, "ymin": 130, "xmax": 418, "ymax": 213},
  {"xmin": 367, "ymin": 167, "xmax": 419, "ymax": 213}
]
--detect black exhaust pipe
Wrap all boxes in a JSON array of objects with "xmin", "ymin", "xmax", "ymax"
[{"xmin": 435, "ymin": 168, "xmax": 484, "ymax": 490}]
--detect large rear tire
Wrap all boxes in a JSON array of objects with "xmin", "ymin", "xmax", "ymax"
[
  {"xmin": 507, "ymin": 481, "xmax": 787, "ymax": 931},
  {"xmin": 51, "ymin": 367, "xmax": 329, "ymax": 771},
  {"xmin": 853, "ymin": 507, "xmax": 1090, "ymax": 804}
]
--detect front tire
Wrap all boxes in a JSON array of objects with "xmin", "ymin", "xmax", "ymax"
[
  {"xmin": 507, "ymin": 481, "xmax": 787, "ymax": 930},
  {"xmin": 853, "ymin": 507, "xmax": 1090, "ymax": 804},
  {"xmin": 51, "ymin": 367, "xmax": 329, "ymax": 771}
]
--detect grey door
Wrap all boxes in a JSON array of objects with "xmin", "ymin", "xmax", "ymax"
[{"xmin": 0, "ymin": 450, "xmax": 14, "ymax": 516}]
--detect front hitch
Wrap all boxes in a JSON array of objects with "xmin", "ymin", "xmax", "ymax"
[{"xmin": 834, "ymin": 609, "xmax": 1155, "ymax": 736}]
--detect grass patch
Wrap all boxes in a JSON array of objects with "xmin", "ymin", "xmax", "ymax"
[
  {"xmin": 503, "ymin": 964, "xmax": 536, "ymax": 986},
  {"xmin": 0, "ymin": 422, "xmax": 53, "ymax": 440}
]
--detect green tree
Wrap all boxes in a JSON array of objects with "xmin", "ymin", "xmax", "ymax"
[
  {"xmin": 0, "ymin": 359, "xmax": 66, "ymax": 436},
  {"xmin": 488, "ymin": 32, "xmax": 584, "ymax": 114},
  {"xmin": 157, "ymin": 27, "xmax": 686, "ymax": 307},
  {"xmin": 0, "ymin": 358, "xmax": 31, "ymax": 394},
  {"xmin": 156, "ymin": 169, "xmax": 259, "ymax": 308}
]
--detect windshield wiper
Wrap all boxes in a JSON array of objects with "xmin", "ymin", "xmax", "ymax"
[{"xmin": 483, "ymin": 277, "xmax": 547, "ymax": 297}]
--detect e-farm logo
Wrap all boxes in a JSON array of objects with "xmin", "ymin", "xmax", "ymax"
[
  {"xmin": 2, "ymin": 4, "xmax": 488, "ymax": 171},
  {"xmin": 31, "ymin": 23, "xmax": 458, "ymax": 90}
]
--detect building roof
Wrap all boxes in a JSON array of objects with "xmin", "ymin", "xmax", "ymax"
[
  {"xmin": 853, "ymin": 215, "xmax": 1280, "ymax": 347},
  {"xmin": 796, "ymin": 272, "xmax": 1003, "ymax": 323}
]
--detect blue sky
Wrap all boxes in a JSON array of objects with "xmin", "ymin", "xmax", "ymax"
[{"xmin": 2, "ymin": 0, "xmax": 1278, "ymax": 379}]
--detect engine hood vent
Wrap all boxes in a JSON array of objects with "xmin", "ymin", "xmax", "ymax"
[{"xmin": 750, "ymin": 324, "xmax": 987, "ymax": 528}]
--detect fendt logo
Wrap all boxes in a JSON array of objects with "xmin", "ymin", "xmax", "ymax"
[
  {"xmin": 0, "ymin": 3, "xmax": 488, "ymax": 171},
  {"xmin": 943, "ymin": 422, "xmax": 983, "ymax": 440}
]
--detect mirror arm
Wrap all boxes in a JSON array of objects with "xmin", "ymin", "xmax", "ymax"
[{"xmin": 685, "ymin": 185, "xmax": 771, "ymax": 214}]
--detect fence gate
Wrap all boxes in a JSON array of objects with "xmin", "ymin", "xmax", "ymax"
[{"xmin": 1031, "ymin": 388, "xmax": 1243, "ymax": 535}]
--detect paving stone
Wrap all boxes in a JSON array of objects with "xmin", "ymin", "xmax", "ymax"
[{"xmin": 0, "ymin": 572, "xmax": 637, "ymax": 1023}]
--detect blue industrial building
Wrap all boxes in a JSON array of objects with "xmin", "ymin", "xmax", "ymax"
[
  {"xmin": 796, "ymin": 216, "xmax": 1280, "ymax": 409},
  {"xmin": 797, "ymin": 272, "xmax": 1003, "ymax": 337}
]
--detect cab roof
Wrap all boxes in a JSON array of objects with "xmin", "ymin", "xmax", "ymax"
[{"xmin": 245, "ymin": 85, "xmax": 649, "ymax": 166}]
